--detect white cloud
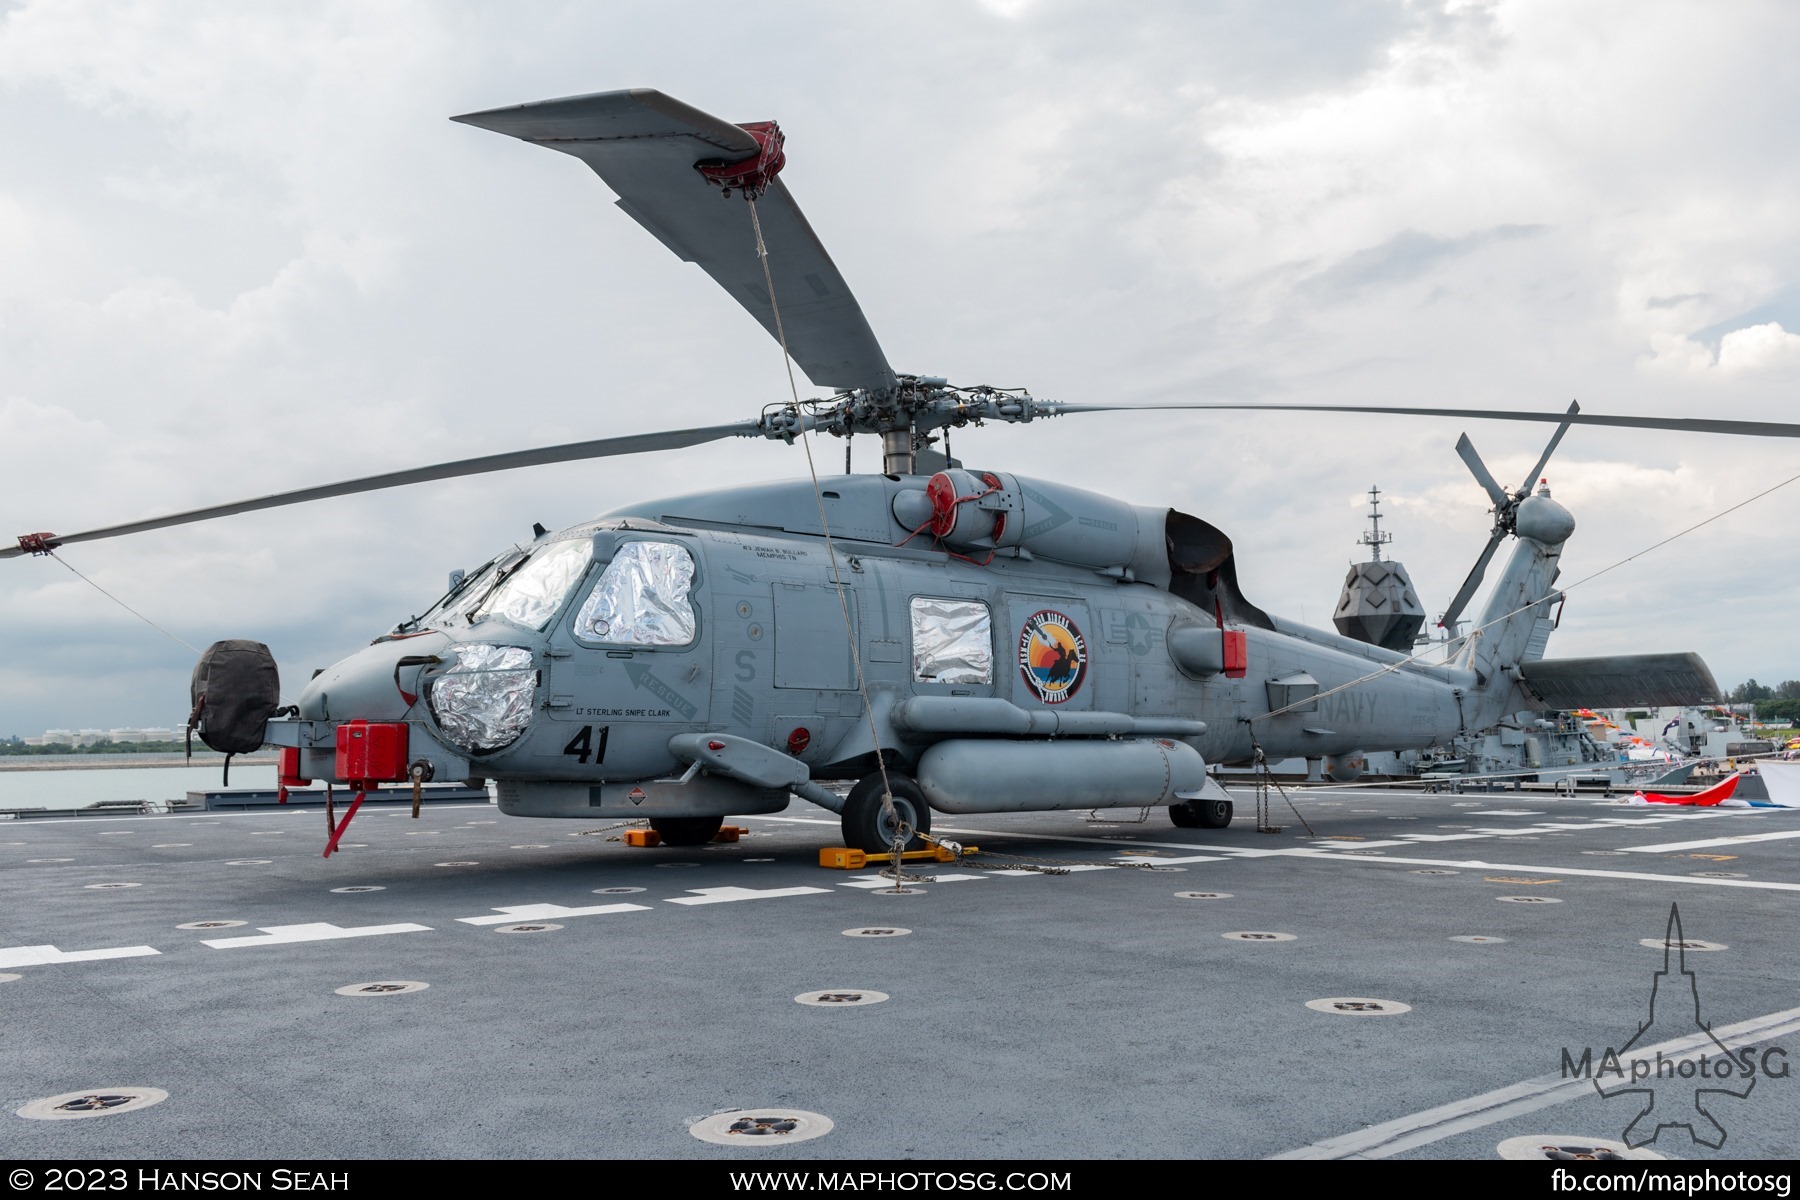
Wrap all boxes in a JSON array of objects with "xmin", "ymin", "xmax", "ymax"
[{"xmin": 1718, "ymin": 322, "xmax": 1800, "ymax": 373}]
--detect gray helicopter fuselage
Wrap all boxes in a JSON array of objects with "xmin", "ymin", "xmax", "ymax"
[{"xmin": 276, "ymin": 469, "xmax": 1553, "ymax": 824}]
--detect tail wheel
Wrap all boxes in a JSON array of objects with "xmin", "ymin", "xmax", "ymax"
[
  {"xmin": 649, "ymin": 816, "xmax": 724, "ymax": 847},
  {"xmin": 841, "ymin": 772, "xmax": 932, "ymax": 854},
  {"xmin": 1170, "ymin": 799, "xmax": 1232, "ymax": 830}
]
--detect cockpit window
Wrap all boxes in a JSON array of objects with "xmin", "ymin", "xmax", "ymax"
[
  {"xmin": 425, "ymin": 554, "xmax": 510, "ymax": 626},
  {"xmin": 392, "ymin": 551, "xmax": 509, "ymax": 635},
  {"xmin": 910, "ymin": 596, "xmax": 993, "ymax": 684},
  {"xmin": 573, "ymin": 541, "xmax": 697, "ymax": 647},
  {"xmin": 473, "ymin": 538, "xmax": 595, "ymax": 631}
]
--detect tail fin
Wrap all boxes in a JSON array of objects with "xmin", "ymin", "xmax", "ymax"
[
  {"xmin": 1461, "ymin": 487, "xmax": 1721, "ymax": 726},
  {"xmin": 1461, "ymin": 490, "xmax": 1571, "ymax": 729}
]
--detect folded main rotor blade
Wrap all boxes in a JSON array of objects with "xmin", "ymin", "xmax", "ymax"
[
  {"xmin": 1440, "ymin": 529, "xmax": 1506, "ymax": 632},
  {"xmin": 453, "ymin": 89, "xmax": 896, "ymax": 396},
  {"xmin": 1456, "ymin": 433, "xmax": 1510, "ymax": 510},
  {"xmin": 1517, "ymin": 400, "xmax": 1579, "ymax": 495},
  {"xmin": 3, "ymin": 421, "xmax": 760, "ymax": 560},
  {"xmin": 1049, "ymin": 402, "xmax": 1800, "ymax": 440}
]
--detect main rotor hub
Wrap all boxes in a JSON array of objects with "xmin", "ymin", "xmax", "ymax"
[{"xmin": 753, "ymin": 376, "xmax": 1061, "ymax": 474}]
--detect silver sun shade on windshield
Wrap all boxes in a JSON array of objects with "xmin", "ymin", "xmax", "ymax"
[{"xmin": 476, "ymin": 539, "xmax": 594, "ymax": 631}]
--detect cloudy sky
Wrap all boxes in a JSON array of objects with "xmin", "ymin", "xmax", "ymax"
[{"xmin": 2, "ymin": 0, "xmax": 1798, "ymax": 737}]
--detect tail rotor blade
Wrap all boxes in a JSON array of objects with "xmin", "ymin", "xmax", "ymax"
[
  {"xmin": 1517, "ymin": 400, "xmax": 1579, "ymax": 496},
  {"xmin": 1456, "ymin": 434, "xmax": 1510, "ymax": 510},
  {"xmin": 1440, "ymin": 530, "xmax": 1505, "ymax": 631}
]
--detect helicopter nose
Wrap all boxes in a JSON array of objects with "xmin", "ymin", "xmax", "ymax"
[{"xmin": 297, "ymin": 633, "xmax": 456, "ymax": 725}]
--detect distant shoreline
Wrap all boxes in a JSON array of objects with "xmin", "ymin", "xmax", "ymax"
[{"xmin": 0, "ymin": 754, "xmax": 279, "ymax": 772}]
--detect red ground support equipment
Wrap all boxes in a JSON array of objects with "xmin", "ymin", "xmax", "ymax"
[
  {"xmin": 336, "ymin": 721, "xmax": 409, "ymax": 789},
  {"xmin": 323, "ymin": 722, "xmax": 410, "ymax": 856},
  {"xmin": 276, "ymin": 747, "xmax": 311, "ymax": 806}
]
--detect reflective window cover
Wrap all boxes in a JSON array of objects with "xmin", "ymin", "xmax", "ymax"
[
  {"xmin": 429, "ymin": 643, "xmax": 536, "ymax": 753},
  {"xmin": 910, "ymin": 596, "xmax": 992, "ymax": 684},
  {"xmin": 476, "ymin": 539, "xmax": 594, "ymax": 631},
  {"xmin": 574, "ymin": 541, "xmax": 698, "ymax": 646}
]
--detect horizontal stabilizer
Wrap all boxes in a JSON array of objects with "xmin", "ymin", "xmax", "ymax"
[
  {"xmin": 453, "ymin": 89, "xmax": 894, "ymax": 394},
  {"xmin": 1517, "ymin": 653, "xmax": 1721, "ymax": 710}
]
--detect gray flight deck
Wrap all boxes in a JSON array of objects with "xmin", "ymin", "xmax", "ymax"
[{"xmin": 3, "ymin": 787, "xmax": 1797, "ymax": 1161}]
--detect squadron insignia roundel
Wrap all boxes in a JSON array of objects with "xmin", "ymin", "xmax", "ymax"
[{"xmin": 1018, "ymin": 610, "xmax": 1087, "ymax": 705}]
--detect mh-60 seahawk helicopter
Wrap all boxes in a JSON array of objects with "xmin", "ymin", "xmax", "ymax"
[{"xmin": 10, "ymin": 88, "xmax": 1779, "ymax": 856}]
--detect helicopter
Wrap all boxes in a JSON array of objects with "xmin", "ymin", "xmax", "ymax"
[{"xmin": 7, "ymin": 87, "xmax": 1784, "ymax": 857}]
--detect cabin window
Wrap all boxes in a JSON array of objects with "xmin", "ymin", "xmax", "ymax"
[
  {"xmin": 910, "ymin": 597, "xmax": 992, "ymax": 685},
  {"xmin": 573, "ymin": 541, "xmax": 698, "ymax": 647},
  {"xmin": 474, "ymin": 539, "xmax": 594, "ymax": 632}
]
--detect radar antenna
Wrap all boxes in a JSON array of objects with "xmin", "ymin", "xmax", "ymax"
[{"xmin": 1357, "ymin": 486, "xmax": 1392, "ymax": 563}]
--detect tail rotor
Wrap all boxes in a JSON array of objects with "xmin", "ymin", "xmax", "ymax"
[{"xmin": 1438, "ymin": 400, "xmax": 1579, "ymax": 632}]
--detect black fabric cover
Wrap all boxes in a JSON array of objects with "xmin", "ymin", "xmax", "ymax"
[{"xmin": 190, "ymin": 640, "xmax": 280, "ymax": 754}]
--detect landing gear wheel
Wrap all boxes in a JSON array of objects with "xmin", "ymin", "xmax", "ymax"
[
  {"xmin": 841, "ymin": 772, "xmax": 932, "ymax": 854},
  {"xmin": 648, "ymin": 816, "xmax": 724, "ymax": 847},
  {"xmin": 1170, "ymin": 799, "xmax": 1232, "ymax": 830}
]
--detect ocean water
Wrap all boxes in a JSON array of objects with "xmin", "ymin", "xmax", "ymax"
[{"xmin": 0, "ymin": 763, "xmax": 278, "ymax": 811}]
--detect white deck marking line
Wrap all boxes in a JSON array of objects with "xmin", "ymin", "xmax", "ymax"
[
  {"xmin": 456, "ymin": 902, "xmax": 649, "ymax": 925},
  {"xmin": 926, "ymin": 811, "xmax": 1769, "ymax": 859},
  {"xmin": 753, "ymin": 812, "xmax": 1790, "ymax": 880},
  {"xmin": 1112, "ymin": 854, "xmax": 1226, "ymax": 865},
  {"xmin": 929, "ymin": 822, "xmax": 1800, "ymax": 891},
  {"xmin": 1272, "ymin": 851, "xmax": 1800, "ymax": 892},
  {"xmin": 2, "ymin": 803, "xmax": 497, "ymax": 828},
  {"xmin": 202, "ymin": 921, "xmax": 431, "ymax": 948},
  {"xmin": 1273, "ymin": 1005, "xmax": 1800, "ymax": 1159},
  {"xmin": 0, "ymin": 943, "xmax": 161, "ymax": 968},
  {"xmin": 663, "ymin": 886, "xmax": 832, "ymax": 906},
  {"xmin": 1615, "ymin": 829, "xmax": 1800, "ymax": 853},
  {"xmin": 838, "ymin": 873, "xmax": 978, "ymax": 888}
]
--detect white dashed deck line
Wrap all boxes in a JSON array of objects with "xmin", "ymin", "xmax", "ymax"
[
  {"xmin": 1111, "ymin": 854, "xmax": 1227, "ymax": 865},
  {"xmin": 201, "ymin": 922, "xmax": 432, "ymax": 948},
  {"xmin": 1280, "ymin": 852, "xmax": 1800, "ymax": 892},
  {"xmin": 456, "ymin": 902, "xmax": 650, "ymax": 925},
  {"xmin": 1614, "ymin": 829, "xmax": 1800, "ymax": 853},
  {"xmin": 663, "ymin": 886, "xmax": 832, "ymax": 906},
  {"xmin": 1273, "ymin": 1004, "xmax": 1800, "ymax": 1160},
  {"xmin": 0, "ymin": 943, "xmax": 162, "ymax": 968},
  {"xmin": 837, "ymin": 874, "xmax": 981, "ymax": 889}
]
